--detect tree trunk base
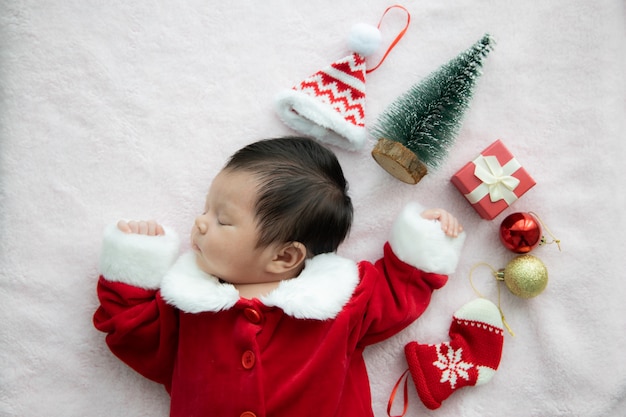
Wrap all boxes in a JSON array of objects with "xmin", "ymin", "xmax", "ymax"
[{"xmin": 371, "ymin": 138, "xmax": 428, "ymax": 184}]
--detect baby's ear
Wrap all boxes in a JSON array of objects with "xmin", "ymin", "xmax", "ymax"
[{"xmin": 267, "ymin": 242, "xmax": 307, "ymax": 275}]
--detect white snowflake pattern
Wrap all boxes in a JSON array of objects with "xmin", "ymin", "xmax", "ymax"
[{"xmin": 432, "ymin": 343, "xmax": 474, "ymax": 389}]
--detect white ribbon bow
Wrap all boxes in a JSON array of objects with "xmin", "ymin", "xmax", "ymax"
[{"xmin": 464, "ymin": 155, "xmax": 521, "ymax": 205}]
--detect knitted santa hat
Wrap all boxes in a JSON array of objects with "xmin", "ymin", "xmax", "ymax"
[
  {"xmin": 275, "ymin": 6, "xmax": 410, "ymax": 151},
  {"xmin": 275, "ymin": 24, "xmax": 380, "ymax": 151}
]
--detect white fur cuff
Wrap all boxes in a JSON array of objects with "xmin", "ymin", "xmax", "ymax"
[
  {"xmin": 389, "ymin": 203, "xmax": 466, "ymax": 275},
  {"xmin": 99, "ymin": 223, "xmax": 180, "ymax": 289},
  {"xmin": 274, "ymin": 90, "xmax": 367, "ymax": 151}
]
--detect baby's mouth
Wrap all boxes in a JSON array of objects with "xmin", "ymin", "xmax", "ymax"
[{"xmin": 191, "ymin": 235, "xmax": 202, "ymax": 253}]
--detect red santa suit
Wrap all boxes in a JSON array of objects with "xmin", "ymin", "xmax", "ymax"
[{"xmin": 94, "ymin": 202, "xmax": 465, "ymax": 417}]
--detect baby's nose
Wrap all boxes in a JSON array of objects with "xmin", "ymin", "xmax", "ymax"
[{"xmin": 195, "ymin": 216, "xmax": 208, "ymax": 234}]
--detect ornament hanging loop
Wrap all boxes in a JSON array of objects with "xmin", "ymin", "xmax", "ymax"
[
  {"xmin": 386, "ymin": 369, "xmax": 410, "ymax": 417},
  {"xmin": 469, "ymin": 263, "xmax": 515, "ymax": 337},
  {"xmin": 366, "ymin": 5, "xmax": 411, "ymax": 73},
  {"xmin": 529, "ymin": 211, "xmax": 562, "ymax": 251}
]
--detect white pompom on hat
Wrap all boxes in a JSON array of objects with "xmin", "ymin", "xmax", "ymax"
[{"xmin": 348, "ymin": 23, "xmax": 382, "ymax": 56}]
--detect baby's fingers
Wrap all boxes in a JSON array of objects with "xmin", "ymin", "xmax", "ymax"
[
  {"xmin": 421, "ymin": 209, "xmax": 463, "ymax": 237},
  {"xmin": 146, "ymin": 221, "xmax": 165, "ymax": 236},
  {"xmin": 441, "ymin": 214, "xmax": 463, "ymax": 237},
  {"xmin": 117, "ymin": 220, "xmax": 133, "ymax": 233},
  {"xmin": 117, "ymin": 220, "xmax": 164, "ymax": 236}
]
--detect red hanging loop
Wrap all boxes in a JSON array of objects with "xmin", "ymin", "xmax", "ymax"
[
  {"xmin": 366, "ymin": 5, "xmax": 411, "ymax": 74},
  {"xmin": 387, "ymin": 368, "xmax": 410, "ymax": 417}
]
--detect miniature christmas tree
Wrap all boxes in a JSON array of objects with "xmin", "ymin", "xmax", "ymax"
[{"xmin": 371, "ymin": 33, "xmax": 495, "ymax": 184}]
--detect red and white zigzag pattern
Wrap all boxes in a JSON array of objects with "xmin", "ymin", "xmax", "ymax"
[{"xmin": 293, "ymin": 53, "xmax": 367, "ymax": 127}]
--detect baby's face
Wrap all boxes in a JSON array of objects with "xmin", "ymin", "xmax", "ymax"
[{"xmin": 190, "ymin": 169, "xmax": 277, "ymax": 285}]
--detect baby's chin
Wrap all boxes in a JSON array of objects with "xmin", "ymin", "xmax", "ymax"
[
  {"xmin": 193, "ymin": 252, "xmax": 216, "ymax": 276},
  {"xmin": 193, "ymin": 252, "xmax": 236, "ymax": 285}
]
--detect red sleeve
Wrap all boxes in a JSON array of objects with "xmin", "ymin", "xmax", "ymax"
[
  {"xmin": 354, "ymin": 243, "xmax": 448, "ymax": 347},
  {"xmin": 348, "ymin": 202, "xmax": 466, "ymax": 346},
  {"xmin": 93, "ymin": 276, "xmax": 179, "ymax": 391}
]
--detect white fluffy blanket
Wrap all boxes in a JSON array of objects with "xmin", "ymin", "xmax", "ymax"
[{"xmin": 1, "ymin": 1, "xmax": 625, "ymax": 416}]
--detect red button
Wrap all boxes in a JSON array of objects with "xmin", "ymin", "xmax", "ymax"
[
  {"xmin": 240, "ymin": 412, "xmax": 256, "ymax": 417},
  {"xmin": 242, "ymin": 350, "xmax": 255, "ymax": 369},
  {"xmin": 244, "ymin": 308, "xmax": 261, "ymax": 324}
]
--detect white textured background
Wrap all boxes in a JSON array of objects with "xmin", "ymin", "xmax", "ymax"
[{"xmin": 1, "ymin": 1, "xmax": 624, "ymax": 416}]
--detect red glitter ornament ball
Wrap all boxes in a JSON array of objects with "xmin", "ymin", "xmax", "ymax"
[{"xmin": 499, "ymin": 212, "xmax": 542, "ymax": 253}]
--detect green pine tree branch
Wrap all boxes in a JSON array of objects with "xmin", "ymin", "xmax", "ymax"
[{"xmin": 371, "ymin": 34, "xmax": 495, "ymax": 168}]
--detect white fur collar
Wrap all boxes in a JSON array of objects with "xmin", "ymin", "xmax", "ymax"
[{"xmin": 160, "ymin": 252, "xmax": 360, "ymax": 320}]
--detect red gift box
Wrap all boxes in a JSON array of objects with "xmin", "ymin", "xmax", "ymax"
[{"xmin": 451, "ymin": 140, "xmax": 536, "ymax": 220}]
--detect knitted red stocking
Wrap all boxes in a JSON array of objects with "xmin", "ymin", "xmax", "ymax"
[{"xmin": 405, "ymin": 298, "xmax": 504, "ymax": 410}]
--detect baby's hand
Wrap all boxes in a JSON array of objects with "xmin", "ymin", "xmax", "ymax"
[
  {"xmin": 421, "ymin": 209, "xmax": 463, "ymax": 237},
  {"xmin": 117, "ymin": 220, "xmax": 165, "ymax": 236}
]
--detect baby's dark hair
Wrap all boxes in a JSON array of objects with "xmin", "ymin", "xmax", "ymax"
[{"xmin": 224, "ymin": 137, "xmax": 353, "ymax": 256}]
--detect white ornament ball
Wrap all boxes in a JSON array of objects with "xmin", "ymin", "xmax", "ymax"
[{"xmin": 348, "ymin": 23, "xmax": 381, "ymax": 57}]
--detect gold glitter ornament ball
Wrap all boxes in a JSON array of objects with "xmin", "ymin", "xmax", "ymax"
[{"xmin": 498, "ymin": 254, "xmax": 548, "ymax": 298}]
